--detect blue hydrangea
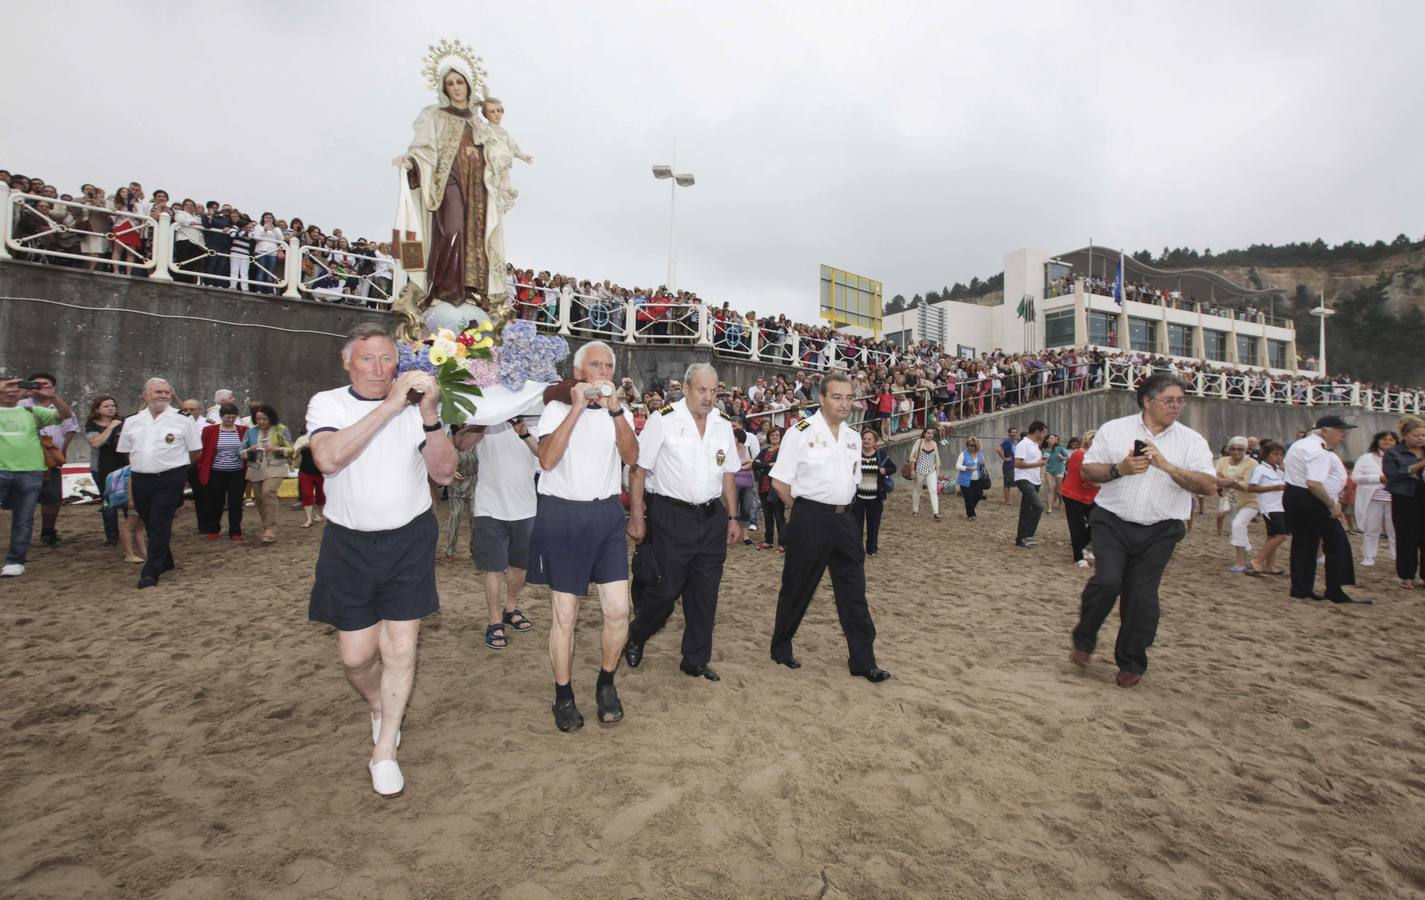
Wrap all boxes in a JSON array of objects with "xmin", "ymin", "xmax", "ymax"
[{"xmin": 397, "ymin": 343, "xmax": 436, "ymax": 374}]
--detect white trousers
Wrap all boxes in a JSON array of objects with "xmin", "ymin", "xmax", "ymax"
[
  {"xmin": 1229, "ymin": 505, "xmax": 1258, "ymax": 550},
  {"xmin": 1360, "ymin": 497, "xmax": 1396, "ymax": 564},
  {"xmin": 911, "ymin": 470, "xmax": 939, "ymax": 515},
  {"xmin": 229, "ymin": 253, "xmax": 250, "ymax": 292}
]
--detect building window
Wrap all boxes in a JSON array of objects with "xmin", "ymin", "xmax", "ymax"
[
  {"xmin": 1203, "ymin": 329, "xmax": 1228, "ymax": 362},
  {"xmin": 1268, "ymin": 339, "xmax": 1289, "ymax": 370},
  {"xmin": 1236, "ymin": 334, "xmax": 1259, "ymax": 365},
  {"xmin": 1044, "ymin": 310, "xmax": 1075, "ymax": 348},
  {"xmin": 1128, "ymin": 317, "xmax": 1157, "ymax": 353},
  {"xmin": 1167, "ymin": 323, "xmax": 1193, "ymax": 358},
  {"xmin": 1088, "ymin": 311, "xmax": 1117, "ymax": 348}
]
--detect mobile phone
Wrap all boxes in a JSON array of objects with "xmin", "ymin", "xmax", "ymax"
[
  {"xmin": 16, "ymin": 380, "xmax": 41, "ymax": 390},
  {"xmin": 1133, "ymin": 440, "xmax": 1148, "ymax": 457}
]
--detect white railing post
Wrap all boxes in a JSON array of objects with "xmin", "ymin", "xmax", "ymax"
[
  {"xmin": 623, "ymin": 300, "xmax": 637, "ymax": 344},
  {"xmin": 150, "ymin": 212, "xmax": 174, "ymax": 282},
  {"xmin": 282, "ymin": 238, "xmax": 301, "ymax": 298},
  {"xmin": 788, "ymin": 332, "xmax": 800, "ymax": 365},
  {"xmin": 1194, "ymin": 371, "xmax": 1204, "ymax": 397},
  {"xmin": 695, "ymin": 306, "xmax": 712, "ymax": 347},
  {"xmin": 748, "ymin": 322, "xmax": 760, "ymax": 360},
  {"xmin": 0, "ymin": 185, "xmax": 12, "ymax": 261},
  {"xmin": 1351, "ymin": 383, "xmax": 1362, "ymax": 407},
  {"xmin": 557, "ymin": 289, "xmax": 572, "ymax": 336}
]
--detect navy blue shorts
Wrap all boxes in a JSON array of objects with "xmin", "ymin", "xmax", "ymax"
[
  {"xmin": 309, "ymin": 512, "xmax": 439, "ymax": 631},
  {"xmin": 526, "ymin": 494, "xmax": 628, "ymax": 595}
]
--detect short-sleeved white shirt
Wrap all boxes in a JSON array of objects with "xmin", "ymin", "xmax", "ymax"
[
  {"xmin": 1250, "ymin": 463, "xmax": 1286, "ymax": 515},
  {"xmin": 117, "ymin": 406, "xmax": 201, "ymax": 473},
  {"xmin": 1284, "ymin": 432, "xmax": 1346, "ymax": 500},
  {"xmin": 474, "ymin": 423, "xmax": 539, "ymax": 520},
  {"xmin": 306, "ymin": 386, "xmax": 431, "ymax": 531},
  {"xmin": 1014, "ymin": 436, "xmax": 1044, "ymax": 485},
  {"xmin": 535, "ymin": 400, "xmax": 634, "ymax": 501},
  {"xmin": 1085, "ymin": 413, "xmax": 1215, "ymax": 524},
  {"xmin": 768, "ymin": 411, "xmax": 861, "ymax": 505},
  {"xmin": 636, "ymin": 400, "xmax": 738, "ymax": 504}
]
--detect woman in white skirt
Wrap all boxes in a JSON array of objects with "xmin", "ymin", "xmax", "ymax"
[
  {"xmin": 910, "ymin": 427, "xmax": 941, "ymax": 520},
  {"xmin": 1353, "ymin": 430, "xmax": 1398, "ymax": 567}
]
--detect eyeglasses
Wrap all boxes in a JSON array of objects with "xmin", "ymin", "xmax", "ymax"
[{"xmin": 1150, "ymin": 396, "xmax": 1187, "ymax": 407}]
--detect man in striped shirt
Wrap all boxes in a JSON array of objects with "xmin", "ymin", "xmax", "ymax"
[{"xmin": 1070, "ymin": 373, "xmax": 1217, "ymax": 688}]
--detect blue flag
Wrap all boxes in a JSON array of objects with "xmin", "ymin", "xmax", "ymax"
[{"xmin": 1113, "ymin": 253, "xmax": 1125, "ymax": 305}]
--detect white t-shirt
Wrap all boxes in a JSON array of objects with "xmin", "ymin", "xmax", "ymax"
[
  {"xmin": 636, "ymin": 400, "xmax": 738, "ymax": 504},
  {"xmin": 535, "ymin": 400, "xmax": 634, "ymax": 501},
  {"xmin": 1014, "ymin": 436, "xmax": 1044, "ymax": 485},
  {"xmin": 474, "ymin": 423, "xmax": 539, "ymax": 521},
  {"xmin": 1250, "ymin": 463, "xmax": 1286, "ymax": 515},
  {"xmin": 117, "ymin": 406, "xmax": 201, "ymax": 473},
  {"xmin": 306, "ymin": 386, "xmax": 431, "ymax": 531}
]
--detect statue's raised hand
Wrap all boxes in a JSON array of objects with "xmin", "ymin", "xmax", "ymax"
[{"xmin": 392, "ymin": 154, "xmax": 414, "ymax": 170}]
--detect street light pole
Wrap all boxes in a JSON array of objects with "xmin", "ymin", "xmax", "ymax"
[
  {"xmin": 652, "ymin": 143, "xmax": 695, "ymax": 293},
  {"xmin": 1309, "ymin": 292, "xmax": 1334, "ymax": 377}
]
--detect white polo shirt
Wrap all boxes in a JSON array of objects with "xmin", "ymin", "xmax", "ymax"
[
  {"xmin": 1284, "ymin": 432, "xmax": 1347, "ymax": 500},
  {"xmin": 1085, "ymin": 413, "xmax": 1215, "ymax": 525},
  {"xmin": 768, "ymin": 411, "xmax": 861, "ymax": 505},
  {"xmin": 536, "ymin": 400, "xmax": 634, "ymax": 501},
  {"xmin": 117, "ymin": 406, "xmax": 201, "ymax": 473},
  {"xmin": 1014, "ymin": 436, "xmax": 1044, "ymax": 485},
  {"xmin": 636, "ymin": 400, "xmax": 739, "ymax": 504},
  {"xmin": 306, "ymin": 386, "xmax": 431, "ymax": 531},
  {"xmin": 474, "ymin": 423, "xmax": 539, "ymax": 521}
]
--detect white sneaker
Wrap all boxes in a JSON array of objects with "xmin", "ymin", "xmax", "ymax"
[
  {"xmin": 1075, "ymin": 559, "xmax": 1090, "ymax": 568},
  {"xmin": 0, "ymin": 564, "xmax": 23, "ymax": 577},
  {"xmin": 369, "ymin": 759, "xmax": 404, "ymax": 797},
  {"xmin": 1362, "ymin": 559, "xmax": 1375, "ymax": 567},
  {"xmin": 748, "ymin": 524, "xmax": 758, "ymax": 531}
]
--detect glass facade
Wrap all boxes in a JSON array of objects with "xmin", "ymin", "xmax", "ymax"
[
  {"xmin": 1203, "ymin": 329, "xmax": 1228, "ymax": 362},
  {"xmin": 1088, "ymin": 311, "xmax": 1117, "ymax": 347},
  {"xmin": 1128, "ymin": 317, "xmax": 1157, "ymax": 353},
  {"xmin": 1268, "ymin": 339, "xmax": 1289, "ymax": 370},
  {"xmin": 819, "ymin": 265, "xmax": 882, "ymax": 333},
  {"xmin": 1236, "ymin": 334, "xmax": 1259, "ymax": 365},
  {"xmin": 1167, "ymin": 323, "xmax": 1193, "ymax": 358},
  {"xmin": 1044, "ymin": 310, "xmax": 1075, "ymax": 348}
]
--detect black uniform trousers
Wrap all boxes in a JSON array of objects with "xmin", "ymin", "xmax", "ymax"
[
  {"xmin": 1072, "ymin": 507, "xmax": 1184, "ymax": 675},
  {"xmin": 771, "ymin": 499, "xmax": 878, "ymax": 672},
  {"xmin": 1283, "ymin": 484, "xmax": 1355, "ymax": 597},
  {"xmin": 131, "ymin": 466, "xmax": 189, "ymax": 582},
  {"xmin": 628, "ymin": 494, "xmax": 729, "ymax": 668}
]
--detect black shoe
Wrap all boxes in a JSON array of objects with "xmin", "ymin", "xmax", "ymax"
[
  {"xmin": 623, "ymin": 639, "xmax": 645, "ymax": 669},
  {"xmin": 137, "ymin": 577, "xmax": 158, "ymax": 589},
  {"xmin": 552, "ymin": 698, "xmax": 584, "ymax": 733},
  {"xmin": 1327, "ymin": 592, "xmax": 1374, "ymax": 605},
  {"xmin": 1290, "ymin": 592, "xmax": 1325, "ymax": 601},
  {"xmin": 772, "ymin": 656, "xmax": 801, "ymax": 670},
  {"xmin": 40, "ymin": 530, "xmax": 59, "ymax": 547},
  {"xmin": 851, "ymin": 667, "xmax": 892, "ymax": 683},
  {"xmin": 596, "ymin": 683, "xmax": 624, "ymax": 724},
  {"xmin": 680, "ymin": 664, "xmax": 721, "ymax": 682}
]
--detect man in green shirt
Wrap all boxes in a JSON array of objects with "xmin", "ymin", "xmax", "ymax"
[{"xmin": 1, "ymin": 376, "xmax": 74, "ymax": 577}]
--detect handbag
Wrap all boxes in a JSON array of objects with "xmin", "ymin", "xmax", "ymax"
[
  {"xmin": 27, "ymin": 409, "xmax": 66, "ymax": 468},
  {"xmin": 972, "ymin": 453, "xmax": 991, "ymax": 490},
  {"xmin": 392, "ymin": 169, "xmax": 426, "ymax": 271}
]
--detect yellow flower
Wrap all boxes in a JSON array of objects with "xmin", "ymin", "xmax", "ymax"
[
  {"xmin": 473, "ymin": 336, "xmax": 494, "ymax": 350},
  {"xmin": 479, "ymin": 320, "xmax": 493, "ymax": 332},
  {"xmin": 429, "ymin": 347, "xmax": 449, "ymax": 366},
  {"xmin": 454, "ymin": 343, "xmax": 468, "ymax": 360}
]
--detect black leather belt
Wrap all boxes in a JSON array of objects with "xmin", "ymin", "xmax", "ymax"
[
  {"xmin": 651, "ymin": 493, "xmax": 721, "ymax": 515},
  {"xmin": 796, "ymin": 498, "xmax": 850, "ymax": 515}
]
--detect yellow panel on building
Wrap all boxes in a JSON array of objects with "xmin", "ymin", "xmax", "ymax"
[{"xmin": 819, "ymin": 264, "xmax": 882, "ymax": 336}]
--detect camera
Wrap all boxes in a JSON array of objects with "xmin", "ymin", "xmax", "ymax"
[{"xmin": 16, "ymin": 380, "xmax": 41, "ymax": 390}]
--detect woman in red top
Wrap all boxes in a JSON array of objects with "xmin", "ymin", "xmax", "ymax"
[{"xmin": 1059, "ymin": 430, "xmax": 1100, "ymax": 567}]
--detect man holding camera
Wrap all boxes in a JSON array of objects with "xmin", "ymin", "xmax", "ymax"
[
  {"xmin": 1070, "ymin": 373, "xmax": 1217, "ymax": 688},
  {"xmin": 0, "ymin": 377, "xmax": 75, "ymax": 577},
  {"xmin": 306, "ymin": 323, "xmax": 456, "ymax": 797}
]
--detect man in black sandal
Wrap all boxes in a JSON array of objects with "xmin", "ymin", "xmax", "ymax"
[{"xmin": 624, "ymin": 363, "xmax": 741, "ymax": 682}]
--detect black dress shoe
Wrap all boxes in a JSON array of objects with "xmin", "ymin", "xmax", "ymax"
[
  {"xmin": 680, "ymin": 664, "xmax": 720, "ymax": 682},
  {"xmin": 137, "ymin": 577, "xmax": 158, "ymax": 589},
  {"xmin": 552, "ymin": 698, "xmax": 584, "ymax": 733},
  {"xmin": 851, "ymin": 667, "xmax": 892, "ymax": 683},
  {"xmin": 1290, "ymin": 592, "xmax": 1324, "ymax": 601},
  {"xmin": 1327, "ymin": 593, "xmax": 1374, "ymax": 605},
  {"xmin": 596, "ymin": 683, "xmax": 624, "ymax": 724},
  {"xmin": 623, "ymin": 639, "xmax": 645, "ymax": 669},
  {"xmin": 772, "ymin": 656, "xmax": 801, "ymax": 670}
]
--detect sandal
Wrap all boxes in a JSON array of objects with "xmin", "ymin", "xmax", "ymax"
[
  {"xmin": 1401, "ymin": 581, "xmax": 1418, "ymax": 591},
  {"xmin": 484, "ymin": 623, "xmax": 508, "ymax": 650},
  {"xmin": 757, "ymin": 542, "xmax": 772, "ymax": 550},
  {"xmin": 502, "ymin": 608, "xmax": 534, "ymax": 632}
]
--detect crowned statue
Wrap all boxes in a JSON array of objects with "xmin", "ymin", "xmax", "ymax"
[{"xmin": 394, "ymin": 39, "xmax": 532, "ymax": 337}]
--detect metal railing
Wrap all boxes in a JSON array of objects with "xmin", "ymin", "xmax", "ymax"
[
  {"xmin": 298, "ymin": 244, "xmax": 395, "ymax": 307},
  {"xmin": 1101, "ymin": 359, "xmax": 1421, "ymax": 412},
  {"xmin": 4, "ymin": 192, "xmax": 156, "ymax": 274}
]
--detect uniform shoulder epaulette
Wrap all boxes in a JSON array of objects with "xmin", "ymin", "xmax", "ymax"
[
  {"xmin": 718, "ymin": 410, "xmax": 732, "ymax": 421},
  {"xmin": 659, "ymin": 404, "xmax": 675, "ymax": 415},
  {"xmin": 794, "ymin": 419, "xmax": 812, "ymax": 431}
]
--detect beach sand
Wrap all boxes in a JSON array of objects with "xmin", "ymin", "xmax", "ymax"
[{"xmin": 3, "ymin": 489, "xmax": 1424, "ymax": 899}]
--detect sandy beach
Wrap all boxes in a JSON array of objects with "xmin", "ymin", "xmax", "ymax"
[{"xmin": 3, "ymin": 488, "xmax": 1424, "ymax": 899}]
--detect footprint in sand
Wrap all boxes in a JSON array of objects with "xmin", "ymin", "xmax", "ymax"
[{"xmin": 603, "ymin": 786, "xmax": 684, "ymax": 843}]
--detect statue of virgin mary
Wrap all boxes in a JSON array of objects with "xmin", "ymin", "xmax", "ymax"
[{"xmin": 396, "ymin": 41, "xmax": 510, "ymax": 308}]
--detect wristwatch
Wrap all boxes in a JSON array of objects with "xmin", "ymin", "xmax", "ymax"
[
  {"xmin": 1109, "ymin": 463, "xmax": 1122, "ymax": 480},
  {"xmin": 422, "ymin": 421, "xmax": 443, "ymax": 432},
  {"xmin": 607, "ymin": 407, "xmax": 623, "ymax": 418}
]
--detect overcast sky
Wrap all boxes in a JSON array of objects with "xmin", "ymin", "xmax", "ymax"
[{"xmin": 3, "ymin": 1, "xmax": 1421, "ymax": 319}]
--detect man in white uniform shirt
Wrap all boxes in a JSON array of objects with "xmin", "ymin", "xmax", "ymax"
[
  {"xmin": 768, "ymin": 373, "xmax": 891, "ymax": 682},
  {"xmin": 306, "ymin": 324, "xmax": 457, "ymax": 798},
  {"xmin": 1282, "ymin": 415, "xmax": 1369, "ymax": 605},
  {"xmin": 452, "ymin": 418, "xmax": 541, "ymax": 649},
  {"xmin": 624, "ymin": 363, "xmax": 740, "ymax": 682},
  {"xmin": 1013, "ymin": 420, "xmax": 1048, "ymax": 547},
  {"xmin": 528, "ymin": 341, "xmax": 639, "ymax": 732},
  {"xmin": 117, "ymin": 377, "xmax": 201, "ymax": 589},
  {"xmin": 1071, "ymin": 374, "xmax": 1217, "ymax": 688}
]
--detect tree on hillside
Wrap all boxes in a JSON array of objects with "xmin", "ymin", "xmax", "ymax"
[{"xmin": 885, "ymin": 294, "xmax": 906, "ymax": 314}]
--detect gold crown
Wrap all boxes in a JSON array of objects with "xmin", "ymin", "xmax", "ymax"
[{"xmin": 421, "ymin": 39, "xmax": 489, "ymax": 97}]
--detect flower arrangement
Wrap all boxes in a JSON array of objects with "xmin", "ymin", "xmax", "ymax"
[{"xmin": 395, "ymin": 319, "xmax": 569, "ymax": 424}]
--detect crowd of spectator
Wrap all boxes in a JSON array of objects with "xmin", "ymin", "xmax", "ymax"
[{"xmin": 1045, "ymin": 273, "xmax": 1282, "ymax": 322}]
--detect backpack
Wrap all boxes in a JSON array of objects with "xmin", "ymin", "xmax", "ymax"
[{"xmin": 103, "ymin": 465, "xmax": 132, "ymax": 510}]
